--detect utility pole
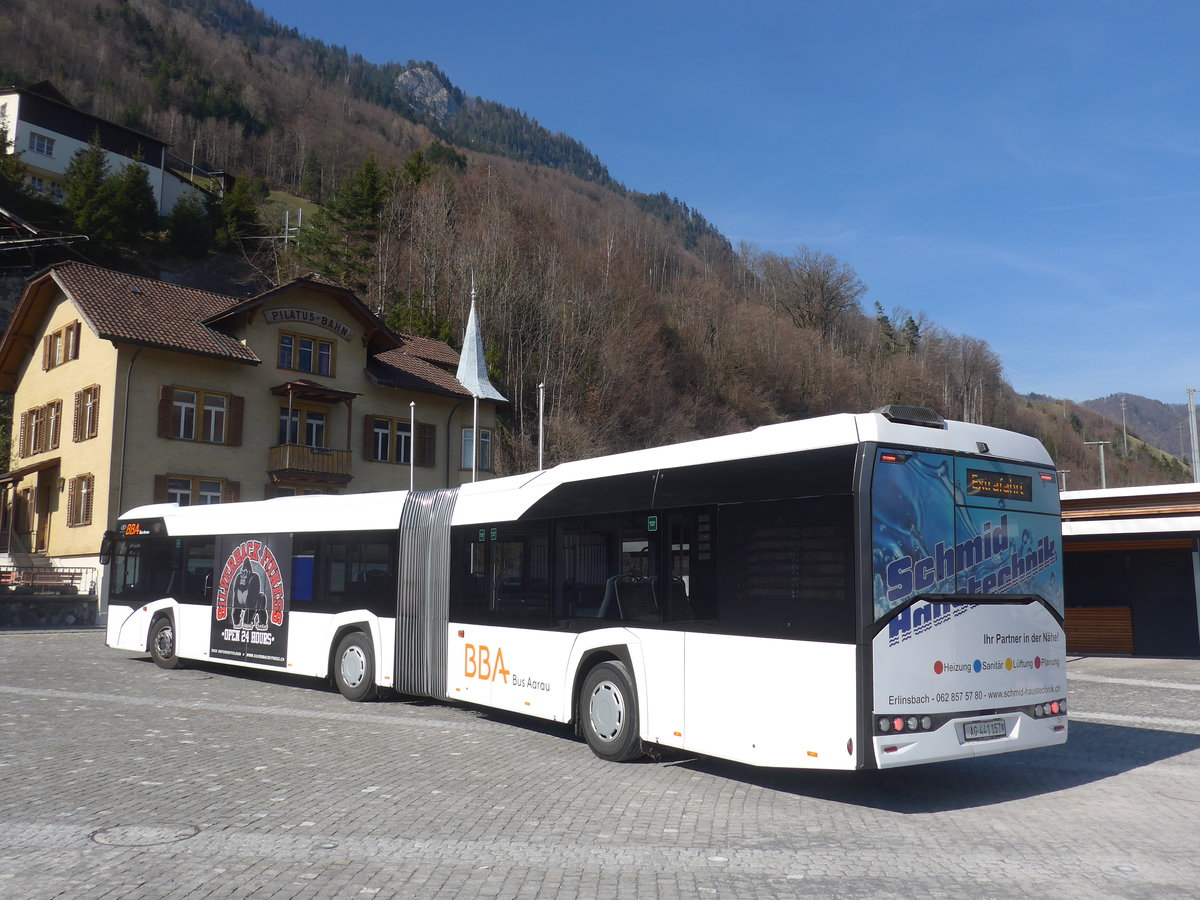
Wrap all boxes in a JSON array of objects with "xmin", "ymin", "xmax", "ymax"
[
  {"xmin": 1189, "ymin": 389, "xmax": 1200, "ymax": 483},
  {"xmin": 1120, "ymin": 396, "xmax": 1129, "ymax": 456},
  {"xmin": 537, "ymin": 381, "xmax": 546, "ymax": 471},
  {"xmin": 1085, "ymin": 441, "xmax": 1111, "ymax": 489}
]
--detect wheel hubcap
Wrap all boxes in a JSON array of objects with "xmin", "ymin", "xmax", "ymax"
[
  {"xmin": 589, "ymin": 680, "xmax": 624, "ymax": 742},
  {"xmin": 341, "ymin": 646, "xmax": 366, "ymax": 687},
  {"xmin": 155, "ymin": 626, "xmax": 174, "ymax": 657}
]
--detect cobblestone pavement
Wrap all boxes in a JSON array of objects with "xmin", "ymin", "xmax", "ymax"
[{"xmin": 2, "ymin": 632, "xmax": 1199, "ymax": 899}]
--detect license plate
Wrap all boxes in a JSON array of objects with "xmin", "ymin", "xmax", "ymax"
[{"xmin": 963, "ymin": 718, "xmax": 1007, "ymax": 741}]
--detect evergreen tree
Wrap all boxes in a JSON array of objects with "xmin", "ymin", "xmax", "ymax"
[
  {"xmin": 110, "ymin": 159, "xmax": 160, "ymax": 239},
  {"xmin": 296, "ymin": 154, "xmax": 388, "ymax": 296},
  {"xmin": 217, "ymin": 175, "xmax": 265, "ymax": 245},
  {"xmin": 167, "ymin": 192, "xmax": 212, "ymax": 254},
  {"xmin": 901, "ymin": 316, "xmax": 921, "ymax": 354},
  {"xmin": 64, "ymin": 136, "xmax": 121, "ymax": 247},
  {"xmin": 0, "ymin": 127, "xmax": 32, "ymax": 211},
  {"xmin": 299, "ymin": 153, "xmax": 322, "ymax": 201},
  {"xmin": 875, "ymin": 301, "xmax": 897, "ymax": 354}
]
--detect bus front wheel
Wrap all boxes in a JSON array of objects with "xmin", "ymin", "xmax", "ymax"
[
  {"xmin": 148, "ymin": 617, "xmax": 182, "ymax": 670},
  {"xmin": 333, "ymin": 632, "xmax": 378, "ymax": 702},
  {"xmin": 580, "ymin": 661, "xmax": 643, "ymax": 762}
]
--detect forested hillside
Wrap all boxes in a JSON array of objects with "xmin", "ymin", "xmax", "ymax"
[{"xmin": 0, "ymin": 0, "xmax": 1188, "ymax": 488}]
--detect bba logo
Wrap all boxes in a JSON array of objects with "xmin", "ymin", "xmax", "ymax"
[
  {"xmin": 214, "ymin": 540, "xmax": 285, "ymax": 630},
  {"xmin": 464, "ymin": 643, "xmax": 510, "ymax": 683}
]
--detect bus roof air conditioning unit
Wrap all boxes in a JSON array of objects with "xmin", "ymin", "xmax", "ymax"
[{"xmin": 873, "ymin": 405, "xmax": 946, "ymax": 429}]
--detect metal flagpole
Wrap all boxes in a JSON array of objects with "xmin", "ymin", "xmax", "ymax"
[
  {"xmin": 471, "ymin": 396, "xmax": 479, "ymax": 483},
  {"xmin": 409, "ymin": 401, "xmax": 415, "ymax": 492}
]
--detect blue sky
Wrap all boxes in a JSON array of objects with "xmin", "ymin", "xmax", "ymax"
[{"xmin": 252, "ymin": 0, "xmax": 1199, "ymax": 403}]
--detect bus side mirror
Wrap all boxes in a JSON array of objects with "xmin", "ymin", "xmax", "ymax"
[{"xmin": 99, "ymin": 530, "xmax": 115, "ymax": 565}]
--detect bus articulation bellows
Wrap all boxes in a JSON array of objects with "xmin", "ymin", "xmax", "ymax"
[{"xmin": 105, "ymin": 406, "xmax": 1067, "ymax": 769}]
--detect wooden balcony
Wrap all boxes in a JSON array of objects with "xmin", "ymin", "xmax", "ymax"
[{"xmin": 268, "ymin": 444, "xmax": 353, "ymax": 484}]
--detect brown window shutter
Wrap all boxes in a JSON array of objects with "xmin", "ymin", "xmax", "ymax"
[
  {"xmin": 42, "ymin": 335, "xmax": 51, "ymax": 370},
  {"xmin": 88, "ymin": 385, "xmax": 100, "ymax": 439},
  {"xmin": 228, "ymin": 395, "xmax": 244, "ymax": 446},
  {"xmin": 66, "ymin": 477, "xmax": 76, "ymax": 524},
  {"xmin": 153, "ymin": 474, "xmax": 170, "ymax": 503},
  {"xmin": 18, "ymin": 410, "xmax": 29, "ymax": 458},
  {"xmin": 363, "ymin": 414, "xmax": 376, "ymax": 460},
  {"xmin": 31, "ymin": 409, "xmax": 44, "ymax": 455},
  {"xmin": 48, "ymin": 400, "xmax": 61, "ymax": 449},
  {"xmin": 157, "ymin": 386, "xmax": 174, "ymax": 438},
  {"xmin": 73, "ymin": 390, "xmax": 83, "ymax": 442},
  {"xmin": 83, "ymin": 474, "xmax": 94, "ymax": 525},
  {"xmin": 71, "ymin": 322, "xmax": 81, "ymax": 360},
  {"xmin": 416, "ymin": 421, "xmax": 436, "ymax": 468},
  {"xmin": 222, "ymin": 481, "xmax": 241, "ymax": 503}
]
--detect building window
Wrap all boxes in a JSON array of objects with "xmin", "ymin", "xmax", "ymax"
[
  {"xmin": 461, "ymin": 427, "xmax": 493, "ymax": 471},
  {"xmin": 28, "ymin": 133, "xmax": 54, "ymax": 157},
  {"xmin": 278, "ymin": 406, "xmax": 327, "ymax": 447},
  {"xmin": 18, "ymin": 400, "xmax": 63, "ymax": 457},
  {"xmin": 42, "ymin": 322, "xmax": 81, "ymax": 370},
  {"xmin": 171, "ymin": 390, "xmax": 197, "ymax": 439},
  {"xmin": 73, "ymin": 385, "xmax": 100, "ymax": 442},
  {"xmin": 67, "ymin": 474, "xmax": 95, "ymax": 527},
  {"xmin": 30, "ymin": 175, "xmax": 44, "ymax": 193},
  {"xmin": 271, "ymin": 484, "xmax": 333, "ymax": 498},
  {"xmin": 278, "ymin": 331, "xmax": 335, "ymax": 376},
  {"xmin": 49, "ymin": 182, "xmax": 63, "ymax": 202},
  {"xmin": 158, "ymin": 387, "xmax": 242, "ymax": 445},
  {"xmin": 156, "ymin": 475, "xmax": 239, "ymax": 506},
  {"xmin": 366, "ymin": 415, "xmax": 414, "ymax": 464}
]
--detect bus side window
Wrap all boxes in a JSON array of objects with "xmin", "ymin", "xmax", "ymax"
[
  {"xmin": 179, "ymin": 537, "xmax": 216, "ymax": 603},
  {"xmin": 449, "ymin": 527, "xmax": 489, "ymax": 621},
  {"xmin": 666, "ymin": 510, "xmax": 716, "ymax": 624},
  {"xmin": 322, "ymin": 533, "xmax": 396, "ymax": 615},
  {"xmin": 717, "ymin": 497, "xmax": 853, "ymax": 642},
  {"xmin": 557, "ymin": 521, "xmax": 617, "ymax": 619},
  {"xmin": 609, "ymin": 514, "xmax": 660, "ymax": 623},
  {"xmin": 291, "ymin": 534, "xmax": 318, "ymax": 605},
  {"xmin": 492, "ymin": 526, "xmax": 550, "ymax": 621}
]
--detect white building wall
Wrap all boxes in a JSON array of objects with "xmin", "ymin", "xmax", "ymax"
[{"xmin": 0, "ymin": 92, "xmax": 175, "ymax": 215}]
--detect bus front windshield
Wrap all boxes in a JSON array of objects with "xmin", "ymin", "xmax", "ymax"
[{"xmin": 109, "ymin": 535, "xmax": 217, "ymax": 604}]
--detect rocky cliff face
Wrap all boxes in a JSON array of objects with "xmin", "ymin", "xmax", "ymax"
[{"xmin": 394, "ymin": 66, "xmax": 460, "ymax": 127}]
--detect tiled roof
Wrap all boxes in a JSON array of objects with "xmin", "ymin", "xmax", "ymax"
[
  {"xmin": 368, "ymin": 349, "xmax": 472, "ymax": 398},
  {"xmin": 52, "ymin": 263, "xmax": 259, "ymax": 363},
  {"xmin": 395, "ymin": 332, "xmax": 460, "ymax": 367}
]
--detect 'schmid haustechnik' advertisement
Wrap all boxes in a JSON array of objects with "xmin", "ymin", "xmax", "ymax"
[{"xmin": 871, "ymin": 450, "xmax": 1064, "ymax": 713}]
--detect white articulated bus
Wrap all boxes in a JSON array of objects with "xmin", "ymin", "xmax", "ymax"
[{"xmin": 105, "ymin": 406, "xmax": 1067, "ymax": 769}]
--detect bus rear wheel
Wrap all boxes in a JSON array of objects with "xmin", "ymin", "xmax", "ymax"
[
  {"xmin": 148, "ymin": 617, "xmax": 182, "ymax": 670},
  {"xmin": 580, "ymin": 661, "xmax": 643, "ymax": 761},
  {"xmin": 333, "ymin": 632, "xmax": 377, "ymax": 702}
]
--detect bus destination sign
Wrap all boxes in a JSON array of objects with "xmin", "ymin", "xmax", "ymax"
[{"xmin": 966, "ymin": 469, "xmax": 1033, "ymax": 502}]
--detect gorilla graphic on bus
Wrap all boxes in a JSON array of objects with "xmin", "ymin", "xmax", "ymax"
[
  {"xmin": 231, "ymin": 556, "xmax": 269, "ymax": 631},
  {"xmin": 210, "ymin": 536, "xmax": 290, "ymax": 667}
]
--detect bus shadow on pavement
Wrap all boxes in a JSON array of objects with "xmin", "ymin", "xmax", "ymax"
[{"xmin": 670, "ymin": 721, "xmax": 1200, "ymax": 813}]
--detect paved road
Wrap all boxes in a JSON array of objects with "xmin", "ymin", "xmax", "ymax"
[{"xmin": 1, "ymin": 632, "xmax": 1198, "ymax": 899}]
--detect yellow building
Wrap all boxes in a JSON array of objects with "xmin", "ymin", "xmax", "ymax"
[{"xmin": 0, "ymin": 262, "xmax": 500, "ymax": 581}]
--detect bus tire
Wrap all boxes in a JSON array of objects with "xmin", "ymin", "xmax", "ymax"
[
  {"xmin": 580, "ymin": 660, "xmax": 643, "ymax": 762},
  {"xmin": 148, "ymin": 616, "xmax": 183, "ymax": 670},
  {"xmin": 333, "ymin": 632, "xmax": 377, "ymax": 702}
]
